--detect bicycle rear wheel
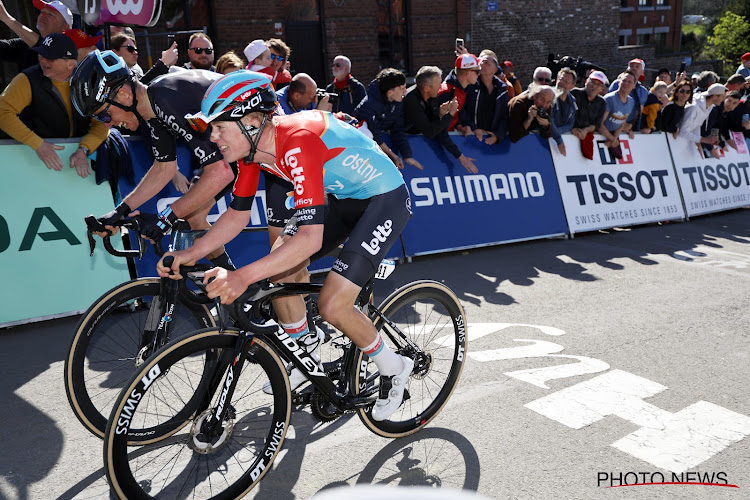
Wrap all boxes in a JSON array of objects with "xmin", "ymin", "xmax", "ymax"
[
  {"xmin": 104, "ymin": 328, "xmax": 291, "ymax": 500},
  {"xmin": 65, "ymin": 278, "xmax": 215, "ymax": 440},
  {"xmin": 352, "ymin": 280, "xmax": 467, "ymax": 438}
]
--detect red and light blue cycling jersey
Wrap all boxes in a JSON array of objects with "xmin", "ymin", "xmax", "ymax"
[{"xmin": 230, "ymin": 110, "xmax": 404, "ymax": 225}]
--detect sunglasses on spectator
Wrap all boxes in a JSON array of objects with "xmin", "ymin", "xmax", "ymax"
[
  {"xmin": 190, "ymin": 47, "xmax": 213, "ymax": 54},
  {"xmin": 333, "ymin": 62, "xmax": 344, "ymax": 67},
  {"xmin": 536, "ymin": 77, "xmax": 551, "ymax": 83},
  {"xmin": 677, "ymin": 88, "xmax": 692, "ymax": 94},
  {"xmin": 123, "ymin": 45, "xmax": 138, "ymax": 53},
  {"xmin": 93, "ymin": 102, "xmax": 112, "ymax": 124},
  {"xmin": 270, "ymin": 54, "xmax": 285, "ymax": 61}
]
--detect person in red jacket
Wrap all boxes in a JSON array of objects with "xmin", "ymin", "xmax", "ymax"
[{"xmin": 438, "ymin": 53, "xmax": 480, "ymax": 132}]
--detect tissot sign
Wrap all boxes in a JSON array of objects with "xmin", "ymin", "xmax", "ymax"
[{"xmin": 79, "ymin": 0, "xmax": 163, "ymax": 27}]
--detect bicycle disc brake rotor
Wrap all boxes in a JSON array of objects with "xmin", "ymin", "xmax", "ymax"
[
  {"xmin": 411, "ymin": 352, "xmax": 432, "ymax": 380},
  {"xmin": 188, "ymin": 408, "xmax": 234, "ymax": 454}
]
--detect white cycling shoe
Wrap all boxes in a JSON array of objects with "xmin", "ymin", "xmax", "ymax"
[
  {"xmin": 263, "ymin": 326, "xmax": 324, "ymax": 395},
  {"xmin": 371, "ymin": 355, "xmax": 414, "ymax": 421}
]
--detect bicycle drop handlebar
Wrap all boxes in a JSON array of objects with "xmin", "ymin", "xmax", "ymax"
[{"xmin": 85, "ymin": 215, "xmax": 165, "ymax": 258}]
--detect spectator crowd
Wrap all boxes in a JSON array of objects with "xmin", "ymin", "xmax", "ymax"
[{"xmin": 2, "ymin": 0, "xmax": 750, "ymax": 181}]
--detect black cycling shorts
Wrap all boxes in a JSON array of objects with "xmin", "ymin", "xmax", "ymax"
[
  {"xmin": 263, "ymin": 171, "xmax": 296, "ymax": 228},
  {"xmin": 283, "ymin": 184, "xmax": 411, "ymax": 287}
]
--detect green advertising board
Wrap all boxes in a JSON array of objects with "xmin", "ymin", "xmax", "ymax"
[{"xmin": 0, "ymin": 141, "xmax": 131, "ymax": 326}]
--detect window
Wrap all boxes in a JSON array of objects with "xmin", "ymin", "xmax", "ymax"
[
  {"xmin": 619, "ymin": 35, "xmax": 628, "ymax": 46},
  {"xmin": 636, "ymin": 33, "xmax": 652, "ymax": 45},
  {"xmin": 656, "ymin": 0, "xmax": 668, "ymax": 5},
  {"xmin": 638, "ymin": 0, "xmax": 650, "ymax": 5},
  {"xmin": 377, "ymin": 0, "xmax": 409, "ymax": 72},
  {"xmin": 654, "ymin": 32, "xmax": 667, "ymax": 47}
]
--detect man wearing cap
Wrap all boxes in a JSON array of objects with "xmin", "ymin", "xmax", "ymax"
[
  {"xmin": 736, "ymin": 53, "xmax": 750, "ymax": 79},
  {"xmin": 500, "ymin": 60, "xmax": 522, "ymax": 96},
  {"xmin": 0, "ymin": 33, "xmax": 108, "ymax": 177},
  {"xmin": 63, "ymin": 28, "xmax": 101, "ymax": 62},
  {"xmin": 570, "ymin": 71, "xmax": 607, "ymax": 160},
  {"xmin": 184, "ymin": 32, "xmax": 215, "ymax": 71},
  {"xmin": 678, "ymin": 83, "xmax": 727, "ymax": 157},
  {"xmin": 0, "ymin": 0, "xmax": 71, "ymax": 71},
  {"xmin": 610, "ymin": 58, "xmax": 649, "ymax": 132},
  {"xmin": 433, "ymin": 53, "xmax": 480, "ymax": 172},
  {"xmin": 460, "ymin": 50, "xmax": 509, "ymax": 145}
]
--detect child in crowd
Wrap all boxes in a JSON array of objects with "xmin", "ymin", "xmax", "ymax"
[
  {"xmin": 243, "ymin": 39, "xmax": 273, "ymax": 73},
  {"xmin": 641, "ymin": 81, "xmax": 669, "ymax": 133}
]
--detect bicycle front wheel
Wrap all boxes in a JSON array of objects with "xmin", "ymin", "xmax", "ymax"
[
  {"xmin": 65, "ymin": 278, "xmax": 216, "ymax": 440},
  {"xmin": 104, "ymin": 328, "xmax": 292, "ymax": 500},
  {"xmin": 352, "ymin": 280, "xmax": 467, "ymax": 438}
]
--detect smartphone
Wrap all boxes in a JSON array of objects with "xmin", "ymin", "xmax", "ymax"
[
  {"xmin": 167, "ymin": 34, "xmax": 175, "ymax": 47},
  {"xmin": 455, "ymin": 38, "xmax": 464, "ymax": 51},
  {"xmin": 449, "ymin": 87, "xmax": 456, "ymax": 100},
  {"xmin": 678, "ymin": 61, "xmax": 686, "ymax": 74},
  {"xmin": 743, "ymin": 114, "xmax": 749, "ymax": 122}
]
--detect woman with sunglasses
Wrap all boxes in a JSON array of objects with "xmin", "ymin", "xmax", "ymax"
[
  {"xmin": 111, "ymin": 32, "xmax": 178, "ymax": 85},
  {"xmin": 661, "ymin": 80, "xmax": 692, "ymax": 140},
  {"xmin": 267, "ymin": 38, "xmax": 292, "ymax": 87}
]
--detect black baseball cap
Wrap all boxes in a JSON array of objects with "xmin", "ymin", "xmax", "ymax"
[{"xmin": 32, "ymin": 33, "xmax": 78, "ymax": 60}]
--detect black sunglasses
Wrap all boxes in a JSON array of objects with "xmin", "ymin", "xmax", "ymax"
[
  {"xmin": 270, "ymin": 53, "xmax": 285, "ymax": 61},
  {"xmin": 93, "ymin": 102, "xmax": 112, "ymax": 124},
  {"xmin": 190, "ymin": 47, "xmax": 213, "ymax": 54},
  {"xmin": 677, "ymin": 88, "xmax": 692, "ymax": 94},
  {"xmin": 537, "ymin": 77, "xmax": 551, "ymax": 83},
  {"xmin": 123, "ymin": 45, "xmax": 138, "ymax": 53}
]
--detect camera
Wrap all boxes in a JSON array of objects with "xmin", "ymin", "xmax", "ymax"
[
  {"xmin": 316, "ymin": 88, "xmax": 339, "ymax": 105},
  {"xmin": 537, "ymin": 108, "xmax": 549, "ymax": 119}
]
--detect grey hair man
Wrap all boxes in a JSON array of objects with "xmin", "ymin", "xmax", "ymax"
[{"xmin": 325, "ymin": 54, "xmax": 366, "ymax": 114}]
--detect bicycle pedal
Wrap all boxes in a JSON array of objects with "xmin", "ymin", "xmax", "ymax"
[{"xmin": 292, "ymin": 391, "xmax": 313, "ymax": 406}]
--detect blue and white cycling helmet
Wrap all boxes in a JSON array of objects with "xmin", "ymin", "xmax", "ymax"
[
  {"xmin": 70, "ymin": 50, "xmax": 132, "ymax": 117},
  {"xmin": 186, "ymin": 70, "xmax": 277, "ymax": 134}
]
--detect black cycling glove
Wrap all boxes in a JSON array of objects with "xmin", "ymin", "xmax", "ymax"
[
  {"xmin": 141, "ymin": 206, "xmax": 179, "ymax": 241},
  {"xmin": 97, "ymin": 202, "xmax": 131, "ymax": 228}
]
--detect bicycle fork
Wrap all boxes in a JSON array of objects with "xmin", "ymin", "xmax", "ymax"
[{"xmin": 190, "ymin": 329, "xmax": 255, "ymax": 453}]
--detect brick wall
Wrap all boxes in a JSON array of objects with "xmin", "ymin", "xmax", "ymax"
[{"xmin": 210, "ymin": 0, "xmax": 695, "ymax": 87}]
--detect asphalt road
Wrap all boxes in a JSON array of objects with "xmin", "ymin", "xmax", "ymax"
[{"xmin": 2, "ymin": 209, "xmax": 749, "ymax": 500}]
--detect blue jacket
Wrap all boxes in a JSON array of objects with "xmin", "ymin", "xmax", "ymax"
[
  {"xmin": 354, "ymin": 79, "xmax": 412, "ymax": 158},
  {"xmin": 276, "ymin": 86, "xmax": 314, "ymax": 115},
  {"xmin": 460, "ymin": 75, "xmax": 509, "ymax": 143},
  {"xmin": 550, "ymin": 93, "xmax": 578, "ymax": 145}
]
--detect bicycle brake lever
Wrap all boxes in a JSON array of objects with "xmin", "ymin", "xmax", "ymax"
[{"xmin": 84, "ymin": 215, "xmax": 109, "ymax": 256}]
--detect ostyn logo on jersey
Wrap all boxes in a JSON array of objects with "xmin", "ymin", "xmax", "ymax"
[{"xmin": 342, "ymin": 153, "xmax": 383, "ymax": 184}]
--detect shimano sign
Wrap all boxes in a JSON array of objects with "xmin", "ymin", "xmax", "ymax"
[{"xmin": 399, "ymin": 134, "xmax": 567, "ymax": 255}]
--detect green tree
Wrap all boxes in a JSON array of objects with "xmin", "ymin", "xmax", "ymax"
[{"xmin": 706, "ymin": 11, "xmax": 750, "ymax": 73}]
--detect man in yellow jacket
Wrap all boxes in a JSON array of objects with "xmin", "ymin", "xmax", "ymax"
[{"xmin": 0, "ymin": 32, "xmax": 108, "ymax": 178}]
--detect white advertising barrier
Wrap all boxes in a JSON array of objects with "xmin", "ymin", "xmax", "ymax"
[
  {"xmin": 550, "ymin": 134, "xmax": 685, "ymax": 234},
  {"xmin": 667, "ymin": 134, "xmax": 750, "ymax": 217}
]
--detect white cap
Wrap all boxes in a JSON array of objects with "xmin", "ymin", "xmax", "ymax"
[
  {"xmin": 243, "ymin": 39, "xmax": 268, "ymax": 63},
  {"xmin": 33, "ymin": 0, "xmax": 73, "ymax": 27},
  {"xmin": 705, "ymin": 83, "xmax": 728, "ymax": 96},
  {"xmin": 588, "ymin": 71, "xmax": 607, "ymax": 85}
]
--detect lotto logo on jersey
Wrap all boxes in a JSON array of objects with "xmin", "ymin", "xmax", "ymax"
[{"xmin": 284, "ymin": 147, "xmax": 306, "ymax": 195}]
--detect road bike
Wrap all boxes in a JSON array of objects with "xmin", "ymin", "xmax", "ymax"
[
  {"xmin": 65, "ymin": 217, "xmax": 219, "ymax": 441},
  {"xmin": 103, "ymin": 257, "xmax": 468, "ymax": 499}
]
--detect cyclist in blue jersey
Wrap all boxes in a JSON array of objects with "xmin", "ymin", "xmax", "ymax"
[{"xmin": 158, "ymin": 71, "xmax": 414, "ymax": 421}]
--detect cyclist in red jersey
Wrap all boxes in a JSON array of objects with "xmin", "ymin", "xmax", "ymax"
[{"xmin": 158, "ymin": 71, "xmax": 414, "ymax": 421}]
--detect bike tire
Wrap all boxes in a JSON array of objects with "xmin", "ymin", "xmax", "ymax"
[
  {"xmin": 65, "ymin": 278, "xmax": 216, "ymax": 441},
  {"xmin": 352, "ymin": 280, "xmax": 467, "ymax": 438},
  {"xmin": 104, "ymin": 328, "xmax": 292, "ymax": 500}
]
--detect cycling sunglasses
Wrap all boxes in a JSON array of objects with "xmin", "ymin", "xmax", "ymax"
[
  {"xmin": 190, "ymin": 47, "xmax": 213, "ymax": 54},
  {"xmin": 270, "ymin": 53, "xmax": 285, "ymax": 62},
  {"xmin": 93, "ymin": 102, "xmax": 113, "ymax": 124},
  {"xmin": 123, "ymin": 45, "xmax": 138, "ymax": 53},
  {"xmin": 185, "ymin": 112, "xmax": 210, "ymax": 134}
]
